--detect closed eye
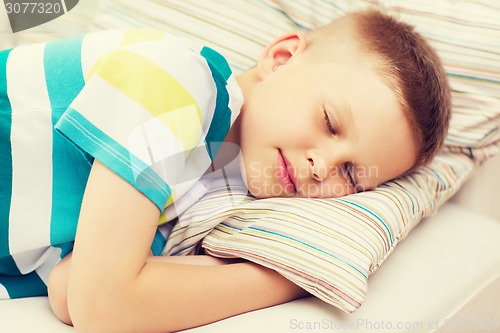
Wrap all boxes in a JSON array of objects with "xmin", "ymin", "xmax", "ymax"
[
  {"xmin": 344, "ymin": 162, "xmax": 356, "ymax": 188},
  {"xmin": 324, "ymin": 110, "xmax": 336, "ymax": 135}
]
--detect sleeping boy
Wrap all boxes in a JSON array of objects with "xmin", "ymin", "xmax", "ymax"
[{"xmin": 0, "ymin": 9, "xmax": 450, "ymax": 332}]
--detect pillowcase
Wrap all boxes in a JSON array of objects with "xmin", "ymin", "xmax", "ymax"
[{"xmin": 165, "ymin": 153, "xmax": 477, "ymax": 313}]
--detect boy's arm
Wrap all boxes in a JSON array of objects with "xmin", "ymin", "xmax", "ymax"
[{"xmin": 67, "ymin": 160, "xmax": 306, "ymax": 333}]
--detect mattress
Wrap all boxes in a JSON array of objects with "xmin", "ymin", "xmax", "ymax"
[{"xmin": 1, "ymin": 202, "xmax": 499, "ymax": 333}]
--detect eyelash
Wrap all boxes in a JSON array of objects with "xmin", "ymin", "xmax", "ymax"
[
  {"xmin": 323, "ymin": 110, "xmax": 336, "ymax": 135},
  {"xmin": 323, "ymin": 111, "xmax": 356, "ymax": 188},
  {"xmin": 344, "ymin": 162, "xmax": 356, "ymax": 187}
]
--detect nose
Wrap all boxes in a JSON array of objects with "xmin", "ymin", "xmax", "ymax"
[{"xmin": 308, "ymin": 154, "xmax": 329, "ymax": 182}]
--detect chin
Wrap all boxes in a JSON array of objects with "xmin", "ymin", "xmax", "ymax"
[{"xmin": 246, "ymin": 186, "xmax": 266, "ymax": 199}]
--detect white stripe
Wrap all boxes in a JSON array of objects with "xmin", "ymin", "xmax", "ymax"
[
  {"xmin": 69, "ymin": 75, "xmax": 198, "ymax": 187},
  {"xmin": 227, "ymin": 74, "xmax": 243, "ymax": 124},
  {"xmin": 0, "ymin": 283, "xmax": 8, "ymax": 299},
  {"xmin": 35, "ymin": 247, "xmax": 62, "ymax": 285},
  {"xmin": 4, "ymin": 246, "xmax": 61, "ymax": 281},
  {"xmin": 8, "ymin": 247, "xmax": 49, "ymax": 275},
  {"xmin": 70, "ymin": 74, "xmax": 184, "ymax": 162},
  {"xmin": 8, "ymin": 44, "xmax": 53, "ymax": 265},
  {"xmin": 139, "ymin": 108, "xmax": 203, "ymax": 185},
  {"xmin": 80, "ymin": 30, "xmax": 124, "ymax": 80}
]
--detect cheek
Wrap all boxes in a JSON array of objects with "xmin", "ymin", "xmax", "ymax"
[
  {"xmin": 247, "ymin": 81, "xmax": 293, "ymax": 119},
  {"xmin": 242, "ymin": 162, "xmax": 280, "ymax": 198},
  {"xmin": 239, "ymin": 106, "xmax": 281, "ymax": 150}
]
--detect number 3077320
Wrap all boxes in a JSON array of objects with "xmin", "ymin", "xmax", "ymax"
[{"xmin": 5, "ymin": 2, "xmax": 64, "ymax": 14}]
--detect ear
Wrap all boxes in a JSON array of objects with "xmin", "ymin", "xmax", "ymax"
[{"xmin": 256, "ymin": 31, "xmax": 307, "ymax": 80}]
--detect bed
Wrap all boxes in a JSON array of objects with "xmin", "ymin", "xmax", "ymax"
[{"xmin": 0, "ymin": 1, "xmax": 499, "ymax": 332}]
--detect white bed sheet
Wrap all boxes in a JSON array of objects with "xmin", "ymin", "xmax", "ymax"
[{"xmin": 1, "ymin": 202, "xmax": 499, "ymax": 333}]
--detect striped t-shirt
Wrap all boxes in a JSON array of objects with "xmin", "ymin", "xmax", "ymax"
[{"xmin": 0, "ymin": 29, "xmax": 243, "ymax": 299}]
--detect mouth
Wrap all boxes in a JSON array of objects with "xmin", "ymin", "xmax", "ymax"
[{"xmin": 276, "ymin": 149, "xmax": 297, "ymax": 194}]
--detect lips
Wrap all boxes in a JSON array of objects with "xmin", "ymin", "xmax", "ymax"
[{"xmin": 276, "ymin": 149, "xmax": 297, "ymax": 194}]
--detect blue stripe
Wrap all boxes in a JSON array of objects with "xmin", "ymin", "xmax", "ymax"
[
  {"xmin": 0, "ymin": 256, "xmax": 21, "ymax": 276},
  {"xmin": 151, "ymin": 230, "xmax": 166, "ymax": 256},
  {"xmin": 200, "ymin": 46, "xmax": 232, "ymax": 81},
  {"xmin": 44, "ymin": 35, "xmax": 85, "ymax": 109},
  {"xmin": 200, "ymin": 47, "xmax": 232, "ymax": 161},
  {"xmin": 56, "ymin": 241, "xmax": 74, "ymax": 260},
  {"xmin": 247, "ymin": 226, "xmax": 367, "ymax": 279},
  {"xmin": 339, "ymin": 198, "xmax": 393, "ymax": 244},
  {"xmin": 44, "ymin": 35, "xmax": 89, "ymax": 247},
  {"xmin": 55, "ymin": 109, "xmax": 171, "ymax": 211},
  {"xmin": 0, "ymin": 271, "xmax": 47, "ymax": 298},
  {"xmin": 0, "ymin": 49, "xmax": 15, "ymax": 271},
  {"xmin": 447, "ymin": 72, "xmax": 500, "ymax": 84}
]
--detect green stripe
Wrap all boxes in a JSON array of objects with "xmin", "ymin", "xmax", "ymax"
[
  {"xmin": 201, "ymin": 46, "xmax": 232, "ymax": 81},
  {"xmin": 55, "ymin": 108, "xmax": 171, "ymax": 211},
  {"xmin": 0, "ymin": 256, "xmax": 21, "ymax": 277},
  {"xmin": 0, "ymin": 270, "xmax": 48, "ymax": 298},
  {"xmin": 151, "ymin": 230, "xmax": 166, "ymax": 256},
  {"xmin": 44, "ymin": 35, "xmax": 88, "ymax": 247},
  {"xmin": 201, "ymin": 47, "xmax": 232, "ymax": 161},
  {"xmin": 0, "ymin": 48, "xmax": 14, "ymax": 264}
]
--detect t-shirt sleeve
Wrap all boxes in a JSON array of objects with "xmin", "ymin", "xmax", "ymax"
[{"xmin": 55, "ymin": 41, "xmax": 241, "ymax": 212}]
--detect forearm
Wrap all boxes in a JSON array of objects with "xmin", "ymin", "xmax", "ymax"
[
  {"xmin": 66, "ymin": 257, "xmax": 306, "ymax": 333},
  {"xmin": 131, "ymin": 260, "xmax": 306, "ymax": 332},
  {"xmin": 51, "ymin": 253, "xmax": 305, "ymax": 330}
]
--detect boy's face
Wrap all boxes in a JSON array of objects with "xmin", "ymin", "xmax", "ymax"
[{"xmin": 236, "ymin": 58, "xmax": 418, "ymax": 198}]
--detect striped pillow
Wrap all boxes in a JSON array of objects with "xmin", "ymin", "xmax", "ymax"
[{"xmin": 164, "ymin": 152, "xmax": 477, "ymax": 313}]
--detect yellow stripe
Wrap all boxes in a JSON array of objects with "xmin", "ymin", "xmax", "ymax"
[
  {"xmin": 89, "ymin": 49, "xmax": 203, "ymax": 153},
  {"xmin": 121, "ymin": 28, "xmax": 165, "ymax": 46},
  {"xmin": 158, "ymin": 213, "xmax": 168, "ymax": 225},
  {"xmin": 158, "ymin": 189, "xmax": 176, "ymax": 225},
  {"xmin": 164, "ymin": 189, "xmax": 176, "ymax": 208}
]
